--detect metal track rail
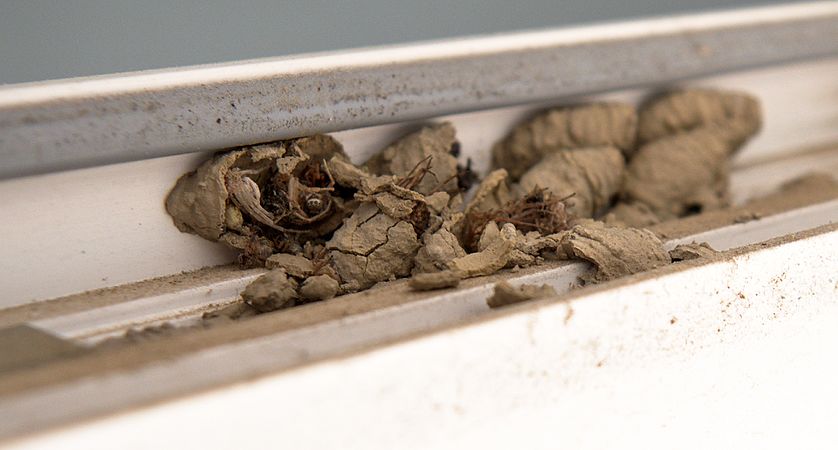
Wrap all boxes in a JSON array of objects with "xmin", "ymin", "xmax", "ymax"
[{"xmin": 0, "ymin": 2, "xmax": 837, "ymax": 178}]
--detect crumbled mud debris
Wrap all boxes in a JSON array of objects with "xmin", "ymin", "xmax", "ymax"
[
  {"xmin": 165, "ymin": 86, "xmax": 763, "ymax": 314},
  {"xmin": 327, "ymin": 203, "xmax": 422, "ymax": 291},
  {"xmin": 669, "ymin": 242, "xmax": 717, "ymax": 261},
  {"xmin": 123, "ymin": 322, "xmax": 177, "ymax": 343},
  {"xmin": 449, "ymin": 222, "xmax": 517, "ymax": 277},
  {"xmin": 463, "ymin": 188, "xmax": 573, "ymax": 252},
  {"xmin": 241, "ymin": 270, "xmax": 298, "ymax": 312},
  {"xmin": 487, "ymin": 281, "xmax": 558, "ymax": 308},
  {"xmin": 464, "ymin": 169, "xmax": 514, "ymax": 215},
  {"xmin": 265, "ymin": 253, "xmax": 313, "ymax": 278},
  {"xmin": 492, "ymin": 102, "xmax": 637, "ymax": 179},
  {"xmin": 561, "ymin": 222, "xmax": 671, "ymax": 283},
  {"xmin": 733, "ymin": 211, "xmax": 762, "ymax": 224},
  {"xmin": 202, "ymin": 302, "xmax": 258, "ymax": 322},
  {"xmin": 414, "ymin": 228, "xmax": 467, "ymax": 274},
  {"xmin": 299, "ymin": 275, "xmax": 340, "ymax": 301},
  {"xmin": 364, "ymin": 122, "xmax": 460, "ymax": 195},
  {"xmin": 409, "ymin": 270, "xmax": 462, "ymax": 291}
]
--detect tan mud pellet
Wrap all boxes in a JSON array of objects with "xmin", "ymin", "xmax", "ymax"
[
  {"xmin": 408, "ymin": 271, "xmax": 462, "ymax": 291},
  {"xmin": 241, "ymin": 270, "xmax": 299, "ymax": 312},
  {"xmin": 561, "ymin": 222, "xmax": 671, "ymax": 283},
  {"xmin": 623, "ymin": 128, "xmax": 731, "ymax": 220},
  {"xmin": 486, "ymin": 281, "xmax": 558, "ymax": 309},
  {"xmin": 492, "ymin": 103, "xmax": 637, "ymax": 179},
  {"xmin": 638, "ymin": 89, "xmax": 761, "ymax": 146},
  {"xmin": 363, "ymin": 122, "xmax": 460, "ymax": 195},
  {"xmin": 517, "ymin": 146, "xmax": 625, "ymax": 217},
  {"xmin": 299, "ymin": 275, "xmax": 340, "ymax": 301},
  {"xmin": 265, "ymin": 253, "xmax": 314, "ymax": 278}
]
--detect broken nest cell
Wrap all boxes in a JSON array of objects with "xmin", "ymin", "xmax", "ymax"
[{"xmin": 165, "ymin": 87, "xmax": 764, "ymax": 314}]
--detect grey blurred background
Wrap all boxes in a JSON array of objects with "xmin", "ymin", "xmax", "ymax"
[{"xmin": 0, "ymin": 0, "xmax": 806, "ymax": 85}]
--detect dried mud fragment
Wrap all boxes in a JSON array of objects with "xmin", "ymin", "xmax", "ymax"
[
  {"xmin": 623, "ymin": 129, "xmax": 731, "ymax": 220},
  {"xmin": 364, "ymin": 123, "xmax": 460, "ymax": 195},
  {"xmin": 561, "ymin": 222, "xmax": 671, "ymax": 283},
  {"xmin": 492, "ymin": 103, "xmax": 637, "ymax": 179},
  {"xmin": 464, "ymin": 169, "xmax": 514, "ymax": 215},
  {"xmin": 414, "ymin": 228, "xmax": 467, "ymax": 274},
  {"xmin": 516, "ymin": 230, "xmax": 571, "ymax": 261},
  {"xmin": 669, "ymin": 242, "xmax": 717, "ymax": 261},
  {"xmin": 409, "ymin": 270, "xmax": 462, "ymax": 291},
  {"xmin": 299, "ymin": 275, "xmax": 340, "ymax": 301},
  {"xmin": 241, "ymin": 270, "xmax": 299, "ymax": 312},
  {"xmin": 265, "ymin": 253, "xmax": 313, "ymax": 278},
  {"xmin": 449, "ymin": 223, "xmax": 517, "ymax": 278},
  {"xmin": 476, "ymin": 222, "xmax": 538, "ymax": 268},
  {"xmin": 486, "ymin": 281, "xmax": 558, "ymax": 308},
  {"xmin": 327, "ymin": 203, "xmax": 421, "ymax": 291},
  {"xmin": 517, "ymin": 147, "xmax": 625, "ymax": 217},
  {"xmin": 638, "ymin": 89, "xmax": 762, "ymax": 146}
]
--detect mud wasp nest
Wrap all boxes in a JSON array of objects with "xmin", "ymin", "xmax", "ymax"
[{"xmin": 166, "ymin": 88, "xmax": 762, "ymax": 314}]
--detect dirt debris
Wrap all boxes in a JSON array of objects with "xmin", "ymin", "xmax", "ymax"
[
  {"xmin": 669, "ymin": 242, "xmax": 718, "ymax": 261},
  {"xmin": 299, "ymin": 275, "xmax": 340, "ymax": 301},
  {"xmin": 203, "ymin": 302, "xmax": 258, "ymax": 322},
  {"xmin": 164, "ymin": 86, "xmax": 766, "ymax": 316},
  {"xmin": 449, "ymin": 222, "xmax": 517, "ymax": 278},
  {"xmin": 464, "ymin": 169, "xmax": 514, "ymax": 215},
  {"xmin": 364, "ymin": 122, "xmax": 460, "ymax": 195},
  {"xmin": 462, "ymin": 187, "xmax": 574, "ymax": 252},
  {"xmin": 561, "ymin": 222, "xmax": 671, "ymax": 283},
  {"xmin": 265, "ymin": 253, "xmax": 313, "ymax": 278},
  {"xmin": 409, "ymin": 271, "xmax": 462, "ymax": 291},
  {"xmin": 414, "ymin": 228, "xmax": 467, "ymax": 274},
  {"xmin": 327, "ymin": 203, "xmax": 422, "ymax": 291},
  {"xmin": 486, "ymin": 281, "xmax": 558, "ymax": 308},
  {"xmin": 241, "ymin": 270, "xmax": 299, "ymax": 312},
  {"xmin": 492, "ymin": 103, "xmax": 637, "ymax": 179}
]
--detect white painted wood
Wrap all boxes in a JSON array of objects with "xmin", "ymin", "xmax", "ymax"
[
  {"xmin": 1, "ymin": 2, "xmax": 835, "ymax": 177},
  {"xmin": 1, "ymin": 58, "xmax": 836, "ymax": 307},
  {"xmin": 25, "ymin": 198, "xmax": 838, "ymax": 345},
  {"xmin": 4, "ymin": 225, "xmax": 836, "ymax": 449}
]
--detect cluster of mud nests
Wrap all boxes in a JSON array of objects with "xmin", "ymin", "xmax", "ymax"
[{"xmin": 167, "ymin": 89, "xmax": 762, "ymax": 313}]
